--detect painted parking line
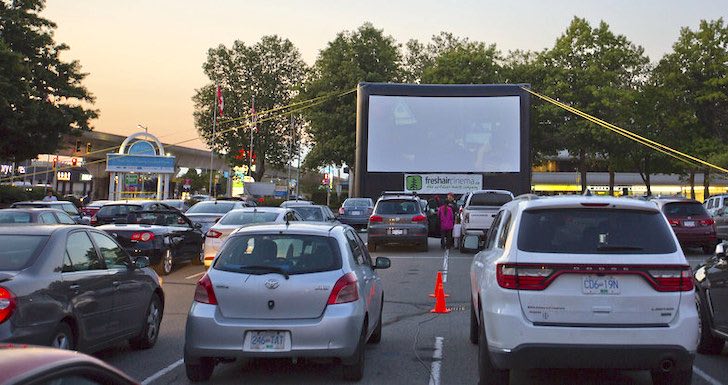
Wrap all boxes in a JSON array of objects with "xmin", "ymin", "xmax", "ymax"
[
  {"xmin": 185, "ymin": 271, "xmax": 205, "ymax": 280},
  {"xmin": 442, "ymin": 249, "xmax": 449, "ymax": 283},
  {"xmin": 694, "ymin": 366, "xmax": 723, "ymax": 385},
  {"xmin": 141, "ymin": 358, "xmax": 183, "ymax": 385},
  {"xmin": 428, "ymin": 336, "xmax": 444, "ymax": 385}
]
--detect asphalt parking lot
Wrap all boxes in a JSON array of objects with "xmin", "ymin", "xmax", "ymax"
[{"xmin": 93, "ymin": 235, "xmax": 726, "ymax": 385}]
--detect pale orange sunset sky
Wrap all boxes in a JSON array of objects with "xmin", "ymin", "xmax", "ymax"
[{"xmin": 42, "ymin": 0, "xmax": 727, "ymax": 151}]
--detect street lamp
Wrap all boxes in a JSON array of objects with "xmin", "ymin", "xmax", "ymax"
[{"xmin": 137, "ymin": 124, "xmax": 148, "ymax": 134}]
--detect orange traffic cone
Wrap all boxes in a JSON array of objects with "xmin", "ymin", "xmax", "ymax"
[
  {"xmin": 429, "ymin": 271, "xmax": 449, "ymax": 298},
  {"xmin": 430, "ymin": 273, "xmax": 451, "ymax": 314}
]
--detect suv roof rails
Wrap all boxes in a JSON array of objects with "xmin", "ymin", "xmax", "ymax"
[
  {"xmin": 514, "ymin": 194, "xmax": 540, "ymax": 201},
  {"xmin": 381, "ymin": 191, "xmax": 417, "ymax": 197}
]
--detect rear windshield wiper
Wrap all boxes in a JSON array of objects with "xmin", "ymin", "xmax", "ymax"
[
  {"xmin": 596, "ymin": 245, "xmax": 644, "ymax": 252},
  {"xmin": 238, "ymin": 265, "xmax": 290, "ymax": 279}
]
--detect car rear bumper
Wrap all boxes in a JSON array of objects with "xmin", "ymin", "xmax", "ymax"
[
  {"xmin": 490, "ymin": 344, "xmax": 694, "ymax": 370},
  {"xmin": 339, "ymin": 216, "xmax": 369, "ymax": 226},
  {"xmin": 0, "ymin": 319, "xmax": 56, "ymax": 346},
  {"xmin": 184, "ymin": 302, "xmax": 364, "ymax": 359},
  {"xmin": 368, "ymin": 225, "xmax": 428, "ymax": 244},
  {"xmin": 674, "ymin": 230, "xmax": 717, "ymax": 246}
]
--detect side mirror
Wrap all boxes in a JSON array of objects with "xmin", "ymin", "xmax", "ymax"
[
  {"xmin": 374, "ymin": 257, "xmax": 391, "ymax": 270},
  {"xmin": 133, "ymin": 256, "xmax": 150, "ymax": 269},
  {"xmin": 194, "ymin": 223, "xmax": 203, "ymax": 229},
  {"xmin": 716, "ymin": 243, "xmax": 726, "ymax": 259},
  {"xmin": 461, "ymin": 234, "xmax": 484, "ymax": 254}
]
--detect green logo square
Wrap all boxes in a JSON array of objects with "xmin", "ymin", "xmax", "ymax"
[{"xmin": 406, "ymin": 175, "xmax": 423, "ymax": 191}]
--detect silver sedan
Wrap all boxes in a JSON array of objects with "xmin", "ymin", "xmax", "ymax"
[{"xmin": 184, "ymin": 222, "xmax": 391, "ymax": 382}]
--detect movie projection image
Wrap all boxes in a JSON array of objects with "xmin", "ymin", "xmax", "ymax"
[{"xmin": 367, "ymin": 95, "xmax": 521, "ymax": 173}]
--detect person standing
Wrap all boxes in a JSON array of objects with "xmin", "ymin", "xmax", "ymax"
[
  {"xmin": 42, "ymin": 190, "xmax": 57, "ymax": 202},
  {"xmin": 438, "ymin": 200, "xmax": 454, "ymax": 249}
]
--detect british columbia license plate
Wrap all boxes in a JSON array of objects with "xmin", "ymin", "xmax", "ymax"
[
  {"xmin": 351, "ymin": 211, "xmax": 361, "ymax": 215},
  {"xmin": 683, "ymin": 220, "xmax": 696, "ymax": 227},
  {"xmin": 389, "ymin": 228, "xmax": 405, "ymax": 235},
  {"xmin": 245, "ymin": 331, "xmax": 289, "ymax": 351},
  {"xmin": 582, "ymin": 275, "xmax": 620, "ymax": 295}
]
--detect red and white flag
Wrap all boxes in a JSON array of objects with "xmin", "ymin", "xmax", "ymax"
[{"xmin": 216, "ymin": 86, "xmax": 224, "ymax": 117}]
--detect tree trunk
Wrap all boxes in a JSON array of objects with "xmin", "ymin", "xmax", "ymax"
[
  {"xmin": 579, "ymin": 149, "xmax": 587, "ymax": 193},
  {"xmin": 608, "ymin": 165, "xmax": 615, "ymax": 196},
  {"xmin": 689, "ymin": 170, "xmax": 695, "ymax": 199},
  {"xmin": 704, "ymin": 169, "xmax": 710, "ymax": 202},
  {"xmin": 645, "ymin": 172, "xmax": 652, "ymax": 197}
]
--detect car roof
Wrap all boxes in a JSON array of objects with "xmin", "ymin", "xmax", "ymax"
[
  {"xmin": 506, "ymin": 195, "xmax": 662, "ymax": 213},
  {"xmin": 13, "ymin": 201, "xmax": 70, "ymax": 205},
  {"xmin": 0, "ymin": 208, "xmax": 59, "ymax": 212},
  {"xmin": 226, "ymin": 207, "xmax": 288, "ymax": 214},
  {"xmin": 230, "ymin": 222, "xmax": 345, "ymax": 236},
  {"xmin": 0, "ymin": 224, "xmax": 87, "ymax": 235},
  {"xmin": 469, "ymin": 189, "xmax": 514, "ymax": 195},
  {"xmin": 650, "ymin": 198, "xmax": 701, "ymax": 207}
]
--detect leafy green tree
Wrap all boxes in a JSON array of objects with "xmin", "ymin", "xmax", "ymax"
[
  {"xmin": 300, "ymin": 23, "xmax": 401, "ymax": 170},
  {"xmin": 0, "ymin": 0, "xmax": 97, "ymax": 162},
  {"xmin": 193, "ymin": 35, "xmax": 308, "ymax": 181},
  {"xmin": 402, "ymin": 32, "xmax": 465, "ymax": 83},
  {"xmin": 421, "ymin": 40, "xmax": 502, "ymax": 84}
]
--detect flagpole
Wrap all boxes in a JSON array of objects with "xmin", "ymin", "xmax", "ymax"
[
  {"xmin": 249, "ymin": 96, "xmax": 255, "ymax": 178},
  {"xmin": 209, "ymin": 85, "xmax": 218, "ymax": 196}
]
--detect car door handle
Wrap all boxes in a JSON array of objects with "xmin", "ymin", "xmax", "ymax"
[{"xmin": 69, "ymin": 284, "xmax": 80, "ymax": 290}]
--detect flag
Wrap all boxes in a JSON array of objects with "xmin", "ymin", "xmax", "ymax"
[{"xmin": 216, "ymin": 86, "xmax": 224, "ymax": 117}]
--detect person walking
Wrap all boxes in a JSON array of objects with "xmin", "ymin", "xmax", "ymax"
[{"xmin": 438, "ymin": 199, "xmax": 454, "ymax": 249}]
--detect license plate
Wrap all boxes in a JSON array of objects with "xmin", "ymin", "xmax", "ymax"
[
  {"xmin": 582, "ymin": 275, "xmax": 620, "ymax": 295},
  {"xmin": 245, "ymin": 331, "xmax": 290, "ymax": 351},
  {"xmin": 351, "ymin": 211, "xmax": 361, "ymax": 215},
  {"xmin": 388, "ymin": 228, "xmax": 405, "ymax": 235},
  {"xmin": 683, "ymin": 220, "xmax": 696, "ymax": 227}
]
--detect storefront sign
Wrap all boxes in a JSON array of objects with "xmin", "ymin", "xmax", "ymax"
[
  {"xmin": 80, "ymin": 174, "xmax": 93, "ymax": 181},
  {"xmin": 57, "ymin": 171, "xmax": 71, "ymax": 181},
  {"xmin": 106, "ymin": 154, "xmax": 175, "ymax": 173},
  {"xmin": 404, "ymin": 174, "xmax": 483, "ymax": 194}
]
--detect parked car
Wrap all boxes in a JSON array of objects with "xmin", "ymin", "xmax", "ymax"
[
  {"xmin": 0, "ymin": 225, "xmax": 164, "ymax": 353},
  {"xmin": 367, "ymin": 192, "xmax": 428, "ymax": 252},
  {"xmin": 704, "ymin": 194, "xmax": 728, "ymax": 217},
  {"xmin": 80, "ymin": 200, "xmax": 113, "ymax": 218},
  {"xmin": 0, "ymin": 345, "xmax": 139, "ymax": 385},
  {"xmin": 185, "ymin": 222, "xmax": 390, "ymax": 382},
  {"xmin": 280, "ymin": 199, "xmax": 313, "ymax": 208},
  {"xmin": 203, "ymin": 207, "xmax": 302, "ymax": 267},
  {"xmin": 288, "ymin": 204, "xmax": 338, "ymax": 223},
  {"xmin": 465, "ymin": 195, "xmax": 697, "ymax": 385},
  {"xmin": 185, "ymin": 200, "xmax": 247, "ymax": 234},
  {"xmin": 162, "ymin": 199, "xmax": 191, "ymax": 213},
  {"xmin": 92, "ymin": 201, "xmax": 177, "ymax": 226},
  {"xmin": 97, "ymin": 210, "xmax": 204, "ymax": 275},
  {"xmin": 694, "ymin": 242, "xmax": 728, "ymax": 355},
  {"xmin": 337, "ymin": 198, "xmax": 374, "ymax": 229},
  {"xmin": 0, "ymin": 208, "xmax": 78, "ymax": 225},
  {"xmin": 459, "ymin": 190, "xmax": 514, "ymax": 252},
  {"xmin": 10, "ymin": 201, "xmax": 87, "ymax": 224},
  {"xmin": 652, "ymin": 198, "xmax": 717, "ymax": 254}
]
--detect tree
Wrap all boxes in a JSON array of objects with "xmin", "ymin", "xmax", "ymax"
[
  {"xmin": 0, "ymin": 0, "xmax": 97, "ymax": 162},
  {"xmin": 192, "ymin": 35, "xmax": 308, "ymax": 181},
  {"xmin": 402, "ymin": 32, "xmax": 466, "ymax": 83},
  {"xmin": 300, "ymin": 23, "xmax": 401, "ymax": 170},
  {"xmin": 420, "ymin": 39, "xmax": 502, "ymax": 84}
]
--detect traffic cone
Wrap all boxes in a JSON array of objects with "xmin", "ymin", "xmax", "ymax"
[
  {"xmin": 429, "ymin": 271, "xmax": 449, "ymax": 298},
  {"xmin": 430, "ymin": 274, "xmax": 451, "ymax": 314}
]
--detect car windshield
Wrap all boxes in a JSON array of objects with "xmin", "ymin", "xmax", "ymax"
[
  {"xmin": 187, "ymin": 202, "xmax": 235, "ymax": 214},
  {"xmin": 219, "ymin": 211, "xmax": 279, "ymax": 225},
  {"xmin": 291, "ymin": 207, "xmax": 324, "ymax": 221},
  {"xmin": 469, "ymin": 193, "xmax": 512, "ymax": 206},
  {"xmin": 215, "ymin": 234, "xmax": 341, "ymax": 275},
  {"xmin": 663, "ymin": 202, "xmax": 708, "ymax": 217},
  {"xmin": 517, "ymin": 208, "xmax": 677, "ymax": 254},
  {"xmin": 0, "ymin": 212, "xmax": 32, "ymax": 224},
  {"xmin": 344, "ymin": 199, "xmax": 371, "ymax": 207},
  {"xmin": 376, "ymin": 200, "xmax": 420, "ymax": 215},
  {"xmin": 0, "ymin": 235, "xmax": 48, "ymax": 270}
]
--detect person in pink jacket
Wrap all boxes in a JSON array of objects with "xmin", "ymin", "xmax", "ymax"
[{"xmin": 438, "ymin": 201, "xmax": 454, "ymax": 249}]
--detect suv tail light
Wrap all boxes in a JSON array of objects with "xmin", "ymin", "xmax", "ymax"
[
  {"xmin": 369, "ymin": 215, "xmax": 383, "ymax": 223},
  {"xmin": 411, "ymin": 214, "xmax": 427, "ymax": 223},
  {"xmin": 339, "ymin": 207, "xmax": 345, "ymax": 215},
  {"xmin": 496, "ymin": 263, "xmax": 693, "ymax": 292},
  {"xmin": 194, "ymin": 274, "xmax": 218, "ymax": 304},
  {"xmin": 131, "ymin": 232, "xmax": 155, "ymax": 242},
  {"xmin": 327, "ymin": 273, "xmax": 359, "ymax": 304},
  {"xmin": 0, "ymin": 287, "xmax": 16, "ymax": 325},
  {"xmin": 206, "ymin": 229, "xmax": 223, "ymax": 238}
]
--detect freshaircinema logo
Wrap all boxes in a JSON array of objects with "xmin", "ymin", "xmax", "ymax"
[
  {"xmin": 404, "ymin": 174, "xmax": 483, "ymax": 194},
  {"xmin": 406, "ymin": 175, "xmax": 423, "ymax": 191}
]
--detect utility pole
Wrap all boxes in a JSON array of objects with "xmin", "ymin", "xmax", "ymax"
[
  {"xmin": 296, "ymin": 114, "xmax": 301, "ymax": 199},
  {"xmin": 209, "ymin": 85, "xmax": 218, "ymax": 196},
  {"xmin": 249, "ymin": 96, "xmax": 256, "ymax": 178},
  {"xmin": 287, "ymin": 114, "xmax": 293, "ymax": 200}
]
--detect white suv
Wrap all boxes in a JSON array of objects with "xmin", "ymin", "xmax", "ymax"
[{"xmin": 468, "ymin": 196, "xmax": 698, "ymax": 385}]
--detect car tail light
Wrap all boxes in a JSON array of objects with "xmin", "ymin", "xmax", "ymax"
[
  {"xmin": 90, "ymin": 215, "xmax": 97, "ymax": 225},
  {"xmin": 194, "ymin": 274, "xmax": 218, "ymax": 304},
  {"xmin": 700, "ymin": 218, "xmax": 715, "ymax": 226},
  {"xmin": 668, "ymin": 219, "xmax": 680, "ymax": 227},
  {"xmin": 411, "ymin": 214, "xmax": 427, "ymax": 223},
  {"xmin": 327, "ymin": 273, "xmax": 359, "ymax": 304},
  {"xmin": 369, "ymin": 215, "xmax": 383, "ymax": 223},
  {"xmin": 496, "ymin": 263, "xmax": 693, "ymax": 292},
  {"xmin": 0, "ymin": 287, "xmax": 15, "ymax": 325},
  {"xmin": 581, "ymin": 203, "xmax": 610, "ymax": 207},
  {"xmin": 206, "ymin": 229, "xmax": 223, "ymax": 238},
  {"xmin": 131, "ymin": 232, "xmax": 155, "ymax": 242},
  {"xmin": 339, "ymin": 207, "xmax": 345, "ymax": 215}
]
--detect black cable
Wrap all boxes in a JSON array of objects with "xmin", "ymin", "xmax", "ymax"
[{"xmin": 413, "ymin": 314, "xmax": 440, "ymax": 381}]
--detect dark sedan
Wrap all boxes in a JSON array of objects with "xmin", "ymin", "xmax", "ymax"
[
  {"xmin": 0, "ymin": 208, "xmax": 78, "ymax": 225},
  {"xmin": 92, "ymin": 201, "xmax": 177, "ymax": 226},
  {"xmin": 97, "ymin": 210, "xmax": 204, "ymax": 275},
  {"xmin": 0, "ymin": 226, "xmax": 164, "ymax": 354},
  {"xmin": 10, "ymin": 201, "xmax": 87, "ymax": 224},
  {"xmin": 337, "ymin": 198, "xmax": 374, "ymax": 229},
  {"xmin": 694, "ymin": 242, "xmax": 728, "ymax": 355}
]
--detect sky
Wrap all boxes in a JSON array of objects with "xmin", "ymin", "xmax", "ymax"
[{"xmin": 42, "ymin": 0, "xmax": 728, "ymax": 151}]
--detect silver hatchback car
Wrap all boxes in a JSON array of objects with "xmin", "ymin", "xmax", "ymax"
[{"xmin": 184, "ymin": 222, "xmax": 391, "ymax": 382}]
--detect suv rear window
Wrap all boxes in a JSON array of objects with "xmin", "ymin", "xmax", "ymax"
[
  {"xmin": 517, "ymin": 209, "xmax": 677, "ymax": 254},
  {"xmin": 0, "ymin": 235, "xmax": 48, "ymax": 270},
  {"xmin": 375, "ymin": 200, "xmax": 421, "ymax": 215},
  {"xmin": 215, "ymin": 234, "xmax": 341, "ymax": 275},
  {"xmin": 469, "ymin": 193, "xmax": 513, "ymax": 207},
  {"xmin": 663, "ymin": 202, "xmax": 708, "ymax": 217},
  {"xmin": 344, "ymin": 199, "xmax": 372, "ymax": 207}
]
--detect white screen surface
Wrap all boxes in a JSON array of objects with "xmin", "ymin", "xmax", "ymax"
[{"xmin": 367, "ymin": 95, "xmax": 521, "ymax": 173}]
